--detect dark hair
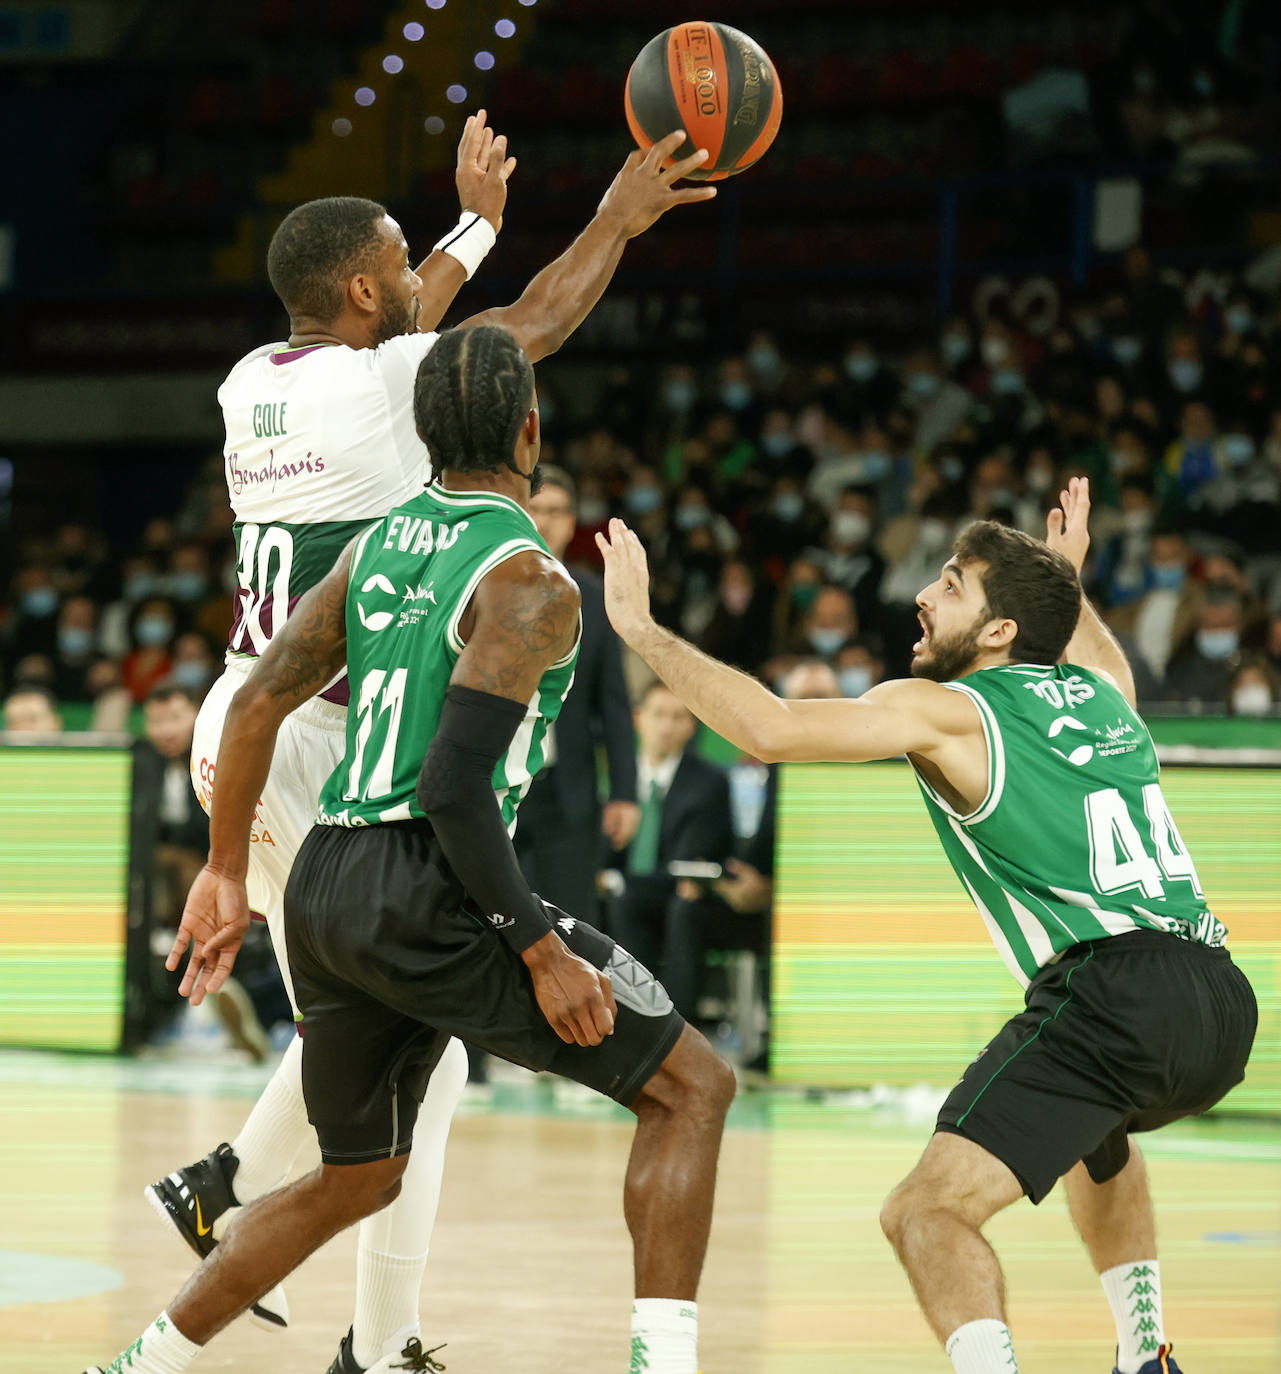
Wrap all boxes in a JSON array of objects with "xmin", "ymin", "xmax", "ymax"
[
  {"xmin": 413, "ymin": 326, "xmax": 535, "ymax": 473},
  {"xmin": 5, "ymin": 682, "xmax": 58, "ymax": 709},
  {"xmin": 952, "ymin": 520, "xmax": 1081, "ymax": 665},
  {"xmin": 537, "ymin": 464, "xmax": 576, "ymax": 511},
  {"xmin": 145, "ymin": 682, "xmax": 202, "ymax": 709},
  {"xmin": 267, "ymin": 197, "xmax": 387, "ymax": 323}
]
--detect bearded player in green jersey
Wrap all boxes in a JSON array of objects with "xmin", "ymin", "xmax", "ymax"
[
  {"xmin": 86, "ymin": 327, "xmax": 734, "ymax": 1374},
  {"xmin": 597, "ymin": 478, "xmax": 1257, "ymax": 1374}
]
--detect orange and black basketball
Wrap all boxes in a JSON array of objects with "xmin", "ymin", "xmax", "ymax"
[{"xmin": 624, "ymin": 21, "xmax": 782, "ymax": 181}]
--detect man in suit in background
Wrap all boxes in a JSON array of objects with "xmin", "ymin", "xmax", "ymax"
[
  {"xmin": 606, "ymin": 679, "xmax": 735, "ymax": 1021},
  {"xmin": 518, "ymin": 465, "xmax": 640, "ymax": 919}
]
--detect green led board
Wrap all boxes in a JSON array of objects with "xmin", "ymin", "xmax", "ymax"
[
  {"xmin": 0, "ymin": 745, "xmax": 132, "ymax": 1051},
  {"xmin": 772, "ymin": 762, "xmax": 1280, "ymax": 1115}
]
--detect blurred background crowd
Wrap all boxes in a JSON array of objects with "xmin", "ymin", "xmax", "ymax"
[{"xmin": 4, "ymin": 0, "xmax": 1281, "ymax": 1057}]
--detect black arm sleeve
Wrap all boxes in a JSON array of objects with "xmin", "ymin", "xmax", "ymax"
[{"xmin": 415, "ymin": 684, "xmax": 554, "ymax": 954}]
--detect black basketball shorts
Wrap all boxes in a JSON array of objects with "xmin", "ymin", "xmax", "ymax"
[
  {"xmin": 284, "ymin": 821, "xmax": 686, "ymax": 1164},
  {"xmin": 936, "ymin": 930, "xmax": 1258, "ymax": 1204}
]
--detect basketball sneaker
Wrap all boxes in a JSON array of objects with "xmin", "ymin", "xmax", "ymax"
[
  {"xmin": 326, "ymin": 1328, "xmax": 447, "ymax": 1372},
  {"xmin": 143, "ymin": 1142, "xmax": 288, "ymax": 1330},
  {"xmin": 1113, "ymin": 1346, "xmax": 1182, "ymax": 1374}
]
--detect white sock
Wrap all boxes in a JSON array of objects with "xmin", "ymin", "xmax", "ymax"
[
  {"xmin": 219, "ymin": 1035, "xmax": 309, "ymax": 1227},
  {"xmin": 1101, "ymin": 1260, "xmax": 1165, "ymax": 1373},
  {"xmin": 630, "ymin": 1298, "xmax": 698, "ymax": 1374},
  {"xmin": 351, "ymin": 1036, "xmax": 467, "ymax": 1366},
  {"xmin": 945, "ymin": 1319, "xmax": 1019, "ymax": 1374},
  {"xmin": 100, "ymin": 1311, "xmax": 201, "ymax": 1374}
]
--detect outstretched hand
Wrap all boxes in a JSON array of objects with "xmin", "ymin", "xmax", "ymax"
[
  {"xmin": 456, "ymin": 109, "xmax": 516, "ymax": 232},
  {"xmin": 597, "ymin": 131, "xmax": 718, "ymax": 239},
  {"xmin": 166, "ymin": 865, "xmax": 252, "ymax": 1006},
  {"xmin": 1045, "ymin": 475, "xmax": 1092, "ymax": 575},
  {"xmin": 595, "ymin": 517, "xmax": 654, "ymax": 645}
]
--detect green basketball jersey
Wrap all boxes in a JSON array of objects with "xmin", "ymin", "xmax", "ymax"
[
  {"xmin": 315, "ymin": 484, "xmax": 578, "ymax": 830},
  {"xmin": 913, "ymin": 662, "xmax": 1225, "ymax": 987}
]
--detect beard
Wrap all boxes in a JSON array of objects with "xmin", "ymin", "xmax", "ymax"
[
  {"xmin": 910, "ymin": 614, "xmax": 986, "ymax": 682},
  {"xmin": 372, "ymin": 290, "xmax": 418, "ymax": 345}
]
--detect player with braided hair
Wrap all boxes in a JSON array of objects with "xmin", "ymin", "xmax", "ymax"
[{"xmin": 137, "ymin": 121, "xmax": 716, "ymax": 1374}]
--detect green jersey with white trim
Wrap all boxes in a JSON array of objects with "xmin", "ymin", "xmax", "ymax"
[
  {"xmin": 913, "ymin": 662, "xmax": 1224, "ymax": 987},
  {"xmin": 315, "ymin": 484, "xmax": 579, "ymax": 830}
]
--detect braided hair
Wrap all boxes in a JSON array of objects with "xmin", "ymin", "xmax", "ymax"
[
  {"xmin": 266, "ymin": 196, "xmax": 387, "ymax": 323},
  {"xmin": 413, "ymin": 326, "xmax": 535, "ymax": 474}
]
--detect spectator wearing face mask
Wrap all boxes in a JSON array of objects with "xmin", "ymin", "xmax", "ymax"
[
  {"xmin": 121, "ymin": 596, "xmax": 180, "ymax": 703},
  {"xmin": 769, "ymin": 556, "xmax": 826, "ymax": 661},
  {"xmin": 3, "ymin": 567, "xmax": 61, "ymax": 667},
  {"xmin": 938, "ymin": 317, "xmax": 977, "ymax": 383},
  {"xmin": 1163, "ymin": 401, "xmax": 1224, "ymax": 504},
  {"xmin": 699, "ymin": 560, "xmax": 774, "ymax": 674},
  {"xmin": 1227, "ymin": 660, "xmax": 1277, "ymax": 717},
  {"xmin": 169, "ymin": 631, "xmax": 217, "ymax": 697},
  {"xmin": 900, "ymin": 347, "xmax": 972, "ymax": 455},
  {"xmin": 1119, "ymin": 528, "xmax": 1200, "ymax": 681},
  {"xmin": 51, "ymin": 595, "xmax": 102, "ymax": 702},
  {"xmin": 165, "ymin": 543, "xmax": 214, "ymax": 611},
  {"xmin": 833, "ymin": 340, "xmax": 901, "ymax": 427},
  {"xmin": 1094, "ymin": 478, "xmax": 1159, "ymax": 607},
  {"xmin": 1163, "ymin": 589, "xmax": 1245, "ymax": 705},
  {"xmin": 793, "ymin": 585, "xmax": 858, "ymax": 663},
  {"xmin": 810, "ymin": 486, "xmax": 885, "ymax": 635},
  {"xmin": 744, "ymin": 330, "xmax": 787, "ymax": 400},
  {"xmin": 97, "ymin": 553, "xmax": 165, "ymax": 658},
  {"xmin": 1188, "ymin": 422, "xmax": 1281, "ymax": 552},
  {"xmin": 748, "ymin": 475, "xmax": 826, "ymax": 567},
  {"xmin": 1160, "ymin": 329, "xmax": 1215, "ymax": 419},
  {"xmin": 834, "ymin": 640, "xmax": 884, "ymax": 698}
]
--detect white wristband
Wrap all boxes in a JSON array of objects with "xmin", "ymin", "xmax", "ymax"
[{"xmin": 433, "ymin": 212, "xmax": 497, "ymax": 280}]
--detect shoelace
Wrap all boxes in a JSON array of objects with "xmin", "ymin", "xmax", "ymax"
[{"xmin": 392, "ymin": 1337, "xmax": 447, "ymax": 1371}]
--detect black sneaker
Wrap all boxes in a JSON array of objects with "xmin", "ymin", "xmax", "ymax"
[
  {"xmin": 143, "ymin": 1142, "xmax": 288, "ymax": 1330},
  {"xmin": 326, "ymin": 1330, "xmax": 448, "ymax": 1373},
  {"xmin": 326, "ymin": 1327, "xmax": 365, "ymax": 1374}
]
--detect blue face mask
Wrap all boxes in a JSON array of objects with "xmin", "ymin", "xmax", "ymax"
[
  {"xmin": 940, "ymin": 333, "xmax": 970, "ymax": 367},
  {"xmin": 1196, "ymin": 628, "xmax": 1239, "ymax": 660},
  {"xmin": 845, "ymin": 355, "xmax": 879, "ymax": 383},
  {"xmin": 662, "ymin": 381, "xmax": 697, "ymax": 413},
  {"xmin": 674, "ymin": 505, "xmax": 711, "ymax": 532},
  {"xmin": 170, "ymin": 572, "xmax": 209, "ymax": 603},
  {"xmin": 838, "ymin": 665, "xmax": 874, "ymax": 698},
  {"xmin": 748, "ymin": 346, "xmax": 782, "ymax": 378},
  {"xmin": 907, "ymin": 371, "xmax": 940, "ymax": 399},
  {"xmin": 1110, "ymin": 336, "xmax": 1143, "ymax": 366},
  {"xmin": 862, "ymin": 451, "xmax": 893, "ymax": 481},
  {"xmin": 135, "ymin": 615, "xmax": 174, "ymax": 647},
  {"xmin": 990, "ymin": 368, "xmax": 1024, "ymax": 396},
  {"xmin": 772, "ymin": 492, "xmax": 804, "ymax": 522},
  {"xmin": 22, "ymin": 587, "xmax": 58, "ymax": 618},
  {"xmin": 625, "ymin": 486, "xmax": 663, "ymax": 516},
  {"xmin": 719, "ymin": 381, "xmax": 753, "ymax": 411},
  {"xmin": 1168, "ymin": 359, "xmax": 1203, "ymax": 393},
  {"xmin": 1149, "ymin": 563, "xmax": 1186, "ymax": 592},
  {"xmin": 124, "ymin": 573, "xmax": 159, "ymax": 601},
  {"xmin": 1225, "ymin": 307, "xmax": 1253, "ymax": 335},
  {"xmin": 58, "ymin": 626, "xmax": 94, "ymax": 657},
  {"xmin": 172, "ymin": 660, "xmax": 210, "ymax": 690},
  {"xmin": 808, "ymin": 627, "xmax": 848, "ymax": 657},
  {"xmin": 761, "ymin": 431, "xmax": 794, "ymax": 459},
  {"xmin": 1221, "ymin": 433, "xmax": 1255, "ymax": 466}
]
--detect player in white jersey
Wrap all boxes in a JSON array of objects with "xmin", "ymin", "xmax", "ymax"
[{"xmin": 141, "ymin": 121, "xmax": 716, "ymax": 1374}]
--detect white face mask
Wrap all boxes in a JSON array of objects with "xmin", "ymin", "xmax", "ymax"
[
  {"xmin": 1231, "ymin": 682, "xmax": 1272, "ymax": 716},
  {"xmin": 833, "ymin": 511, "xmax": 872, "ymax": 546}
]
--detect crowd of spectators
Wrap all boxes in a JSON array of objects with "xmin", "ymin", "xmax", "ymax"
[{"xmin": 5, "ymin": 249, "xmax": 1281, "ymax": 731}]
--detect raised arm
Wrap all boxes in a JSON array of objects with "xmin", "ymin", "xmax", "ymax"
[
  {"xmin": 596, "ymin": 520, "xmax": 978, "ymax": 768},
  {"xmin": 414, "ymin": 551, "xmax": 617, "ymax": 1047},
  {"xmin": 413, "ymin": 110, "xmax": 516, "ymax": 332},
  {"xmin": 455, "ymin": 133, "xmax": 715, "ymax": 362},
  {"xmin": 1045, "ymin": 477, "xmax": 1137, "ymax": 706},
  {"xmin": 166, "ymin": 542, "xmax": 354, "ymax": 1002}
]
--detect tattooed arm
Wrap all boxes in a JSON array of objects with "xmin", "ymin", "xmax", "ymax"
[
  {"xmin": 166, "ymin": 542, "xmax": 353, "ymax": 1004},
  {"xmin": 416, "ymin": 552, "xmax": 617, "ymax": 1047}
]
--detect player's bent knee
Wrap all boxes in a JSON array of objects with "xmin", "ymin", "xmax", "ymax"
[
  {"xmin": 879, "ymin": 1183, "xmax": 915, "ymax": 1248},
  {"xmin": 634, "ymin": 1025, "xmax": 736, "ymax": 1121},
  {"xmin": 316, "ymin": 1153, "xmax": 409, "ymax": 1223}
]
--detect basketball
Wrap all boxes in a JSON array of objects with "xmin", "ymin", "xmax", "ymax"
[{"xmin": 624, "ymin": 21, "xmax": 783, "ymax": 181}]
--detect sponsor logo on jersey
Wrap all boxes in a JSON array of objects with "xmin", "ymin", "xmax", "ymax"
[
  {"xmin": 227, "ymin": 449, "xmax": 325, "ymax": 497},
  {"xmin": 557, "ymin": 916, "xmax": 576, "ymax": 935},
  {"xmin": 356, "ymin": 573, "xmax": 399, "ymax": 632}
]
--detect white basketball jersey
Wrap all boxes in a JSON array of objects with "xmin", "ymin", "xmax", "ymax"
[{"xmin": 216, "ymin": 332, "xmax": 440, "ymax": 681}]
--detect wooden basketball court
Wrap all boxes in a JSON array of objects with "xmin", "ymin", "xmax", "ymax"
[{"xmin": 1, "ymin": 1052, "xmax": 1277, "ymax": 1373}]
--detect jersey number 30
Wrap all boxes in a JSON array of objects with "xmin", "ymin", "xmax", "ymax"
[{"xmin": 1085, "ymin": 784, "xmax": 1203, "ymax": 901}]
